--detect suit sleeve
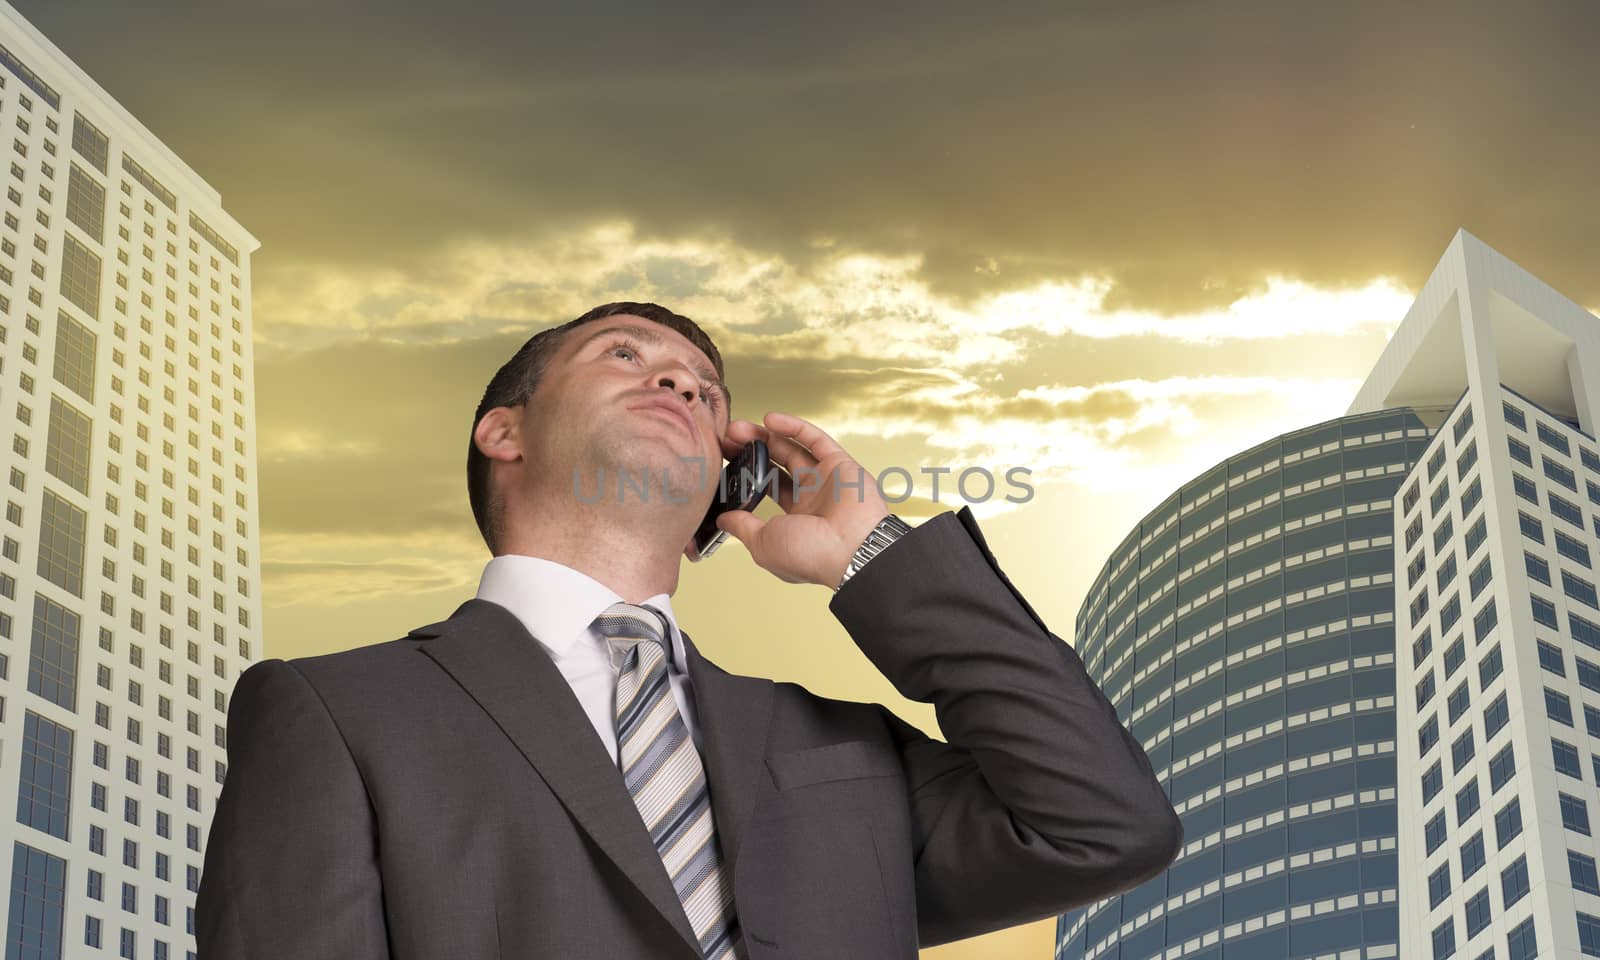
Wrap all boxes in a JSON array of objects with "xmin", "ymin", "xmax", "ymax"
[
  {"xmin": 196, "ymin": 658, "xmax": 391, "ymax": 959},
  {"xmin": 828, "ymin": 506, "xmax": 1183, "ymax": 948}
]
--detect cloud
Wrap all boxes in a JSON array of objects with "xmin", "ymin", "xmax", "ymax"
[{"xmin": 16, "ymin": 0, "xmax": 1600, "ymax": 316}]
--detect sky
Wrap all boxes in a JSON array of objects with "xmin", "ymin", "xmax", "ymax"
[{"xmin": 15, "ymin": 1, "xmax": 1600, "ymax": 956}]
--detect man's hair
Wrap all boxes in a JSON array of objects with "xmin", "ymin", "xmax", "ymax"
[{"xmin": 467, "ymin": 301, "xmax": 730, "ymax": 556}]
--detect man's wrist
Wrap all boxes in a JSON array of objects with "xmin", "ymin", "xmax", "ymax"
[{"xmin": 834, "ymin": 514, "xmax": 913, "ymax": 592}]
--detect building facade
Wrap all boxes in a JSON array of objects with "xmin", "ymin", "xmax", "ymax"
[
  {"xmin": 1055, "ymin": 406, "xmax": 1429, "ymax": 960},
  {"xmin": 1355, "ymin": 232, "xmax": 1600, "ymax": 960},
  {"xmin": 0, "ymin": 3, "xmax": 260, "ymax": 958},
  {"xmin": 1057, "ymin": 231, "xmax": 1600, "ymax": 960}
]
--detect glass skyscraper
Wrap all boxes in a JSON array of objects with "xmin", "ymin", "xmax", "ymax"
[
  {"xmin": 1058, "ymin": 230, "xmax": 1600, "ymax": 960},
  {"xmin": 0, "ymin": 3, "xmax": 260, "ymax": 959},
  {"xmin": 1055, "ymin": 406, "xmax": 1431, "ymax": 960}
]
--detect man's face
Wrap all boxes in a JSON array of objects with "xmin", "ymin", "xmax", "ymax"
[{"xmin": 517, "ymin": 316, "xmax": 731, "ymax": 509}]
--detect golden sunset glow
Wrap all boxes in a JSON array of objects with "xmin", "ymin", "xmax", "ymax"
[{"xmin": 15, "ymin": 1, "xmax": 1598, "ymax": 954}]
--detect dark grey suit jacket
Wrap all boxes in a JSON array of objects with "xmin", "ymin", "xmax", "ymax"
[{"xmin": 196, "ymin": 506, "xmax": 1181, "ymax": 958}]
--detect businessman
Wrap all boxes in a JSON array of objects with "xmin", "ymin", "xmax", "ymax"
[{"xmin": 196, "ymin": 301, "xmax": 1183, "ymax": 958}]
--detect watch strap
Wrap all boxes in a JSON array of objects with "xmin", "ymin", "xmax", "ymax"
[{"xmin": 835, "ymin": 513, "xmax": 913, "ymax": 591}]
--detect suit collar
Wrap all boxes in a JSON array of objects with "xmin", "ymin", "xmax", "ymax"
[{"xmin": 409, "ymin": 597, "xmax": 773, "ymax": 959}]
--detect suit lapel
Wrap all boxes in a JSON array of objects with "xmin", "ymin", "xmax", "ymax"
[
  {"xmin": 679, "ymin": 629, "xmax": 774, "ymax": 882},
  {"xmin": 414, "ymin": 598, "xmax": 701, "ymax": 959}
]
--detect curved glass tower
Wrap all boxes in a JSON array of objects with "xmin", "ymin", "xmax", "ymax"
[{"xmin": 1056, "ymin": 407, "xmax": 1434, "ymax": 960}]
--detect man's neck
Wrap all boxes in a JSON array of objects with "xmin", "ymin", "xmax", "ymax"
[{"xmin": 497, "ymin": 496, "xmax": 686, "ymax": 603}]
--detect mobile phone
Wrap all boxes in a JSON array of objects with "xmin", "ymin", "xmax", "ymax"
[{"xmin": 691, "ymin": 440, "xmax": 773, "ymax": 560}]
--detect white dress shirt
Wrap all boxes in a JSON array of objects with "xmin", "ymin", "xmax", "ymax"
[{"xmin": 474, "ymin": 554, "xmax": 704, "ymax": 767}]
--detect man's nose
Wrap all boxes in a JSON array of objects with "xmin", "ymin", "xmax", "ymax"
[{"xmin": 654, "ymin": 373, "xmax": 696, "ymax": 405}]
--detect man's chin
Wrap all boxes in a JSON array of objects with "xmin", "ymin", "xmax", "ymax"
[{"xmin": 591, "ymin": 446, "xmax": 715, "ymax": 504}]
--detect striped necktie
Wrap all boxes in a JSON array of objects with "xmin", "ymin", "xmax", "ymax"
[{"xmin": 594, "ymin": 601, "xmax": 745, "ymax": 960}]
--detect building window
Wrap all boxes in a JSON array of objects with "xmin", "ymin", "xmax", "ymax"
[
  {"xmin": 1573, "ymin": 850, "xmax": 1600, "ymax": 896},
  {"xmin": 1547, "ymin": 455, "xmax": 1579, "ymax": 492},
  {"xmin": 1415, "ymin": 629, "xmax": 1434, "ymax": 667},
  {"xmin": 37, "ymin": 488, "xmax": 87, "ymax": 598},
  {"xmin": 52, "ymin": 309, "xmax": 97, "ymax": 402},
  {"xmin": 1456, "ymin": 779, "xmax": 1480, "ymax": 822},
  {"xmin": 64, "ymin": 162, "xmax": 104, "ymax": 242},
  {"xmin": 1429, "ymin": 445, "xmax": 1449, "ymax": 480},
  {"xmin": 1478, "ymin": 643, "xmax": 1502, "ymax": 687},
  {"xmin": 44, "ymin": 394, "xmax": 92, "ymax": 495},
  {"xmin": 1555, "ymin": 739, "xmax": 1584, "ymax": 780},
  {"xmin": 1464, "ymin": 887, "xmax": 1491, "ymax": 939},
  {"xmin": 1468, "ymin": 557, "xmax": 1492, "ymax": 599},
  {"xmin": 1562, "ymin": 793, "xmax": 1592, "ymax": 835},
  {"xmin": 1578, "ymin": 911, "xmax": 1600, "ymax": 957},
  {"xmin": 1453, "ymin": 730, "xmax": 1476, "ymax": 774},
  {"xmin": 1507, "ymin": 916, "xmax": 1537, "ymax": 960},
  {"xmin": 1429, "ymin": 862, "xmax": 1453, "ymax": 908},
  {"xmin": 1495, "ymin": 796, "xmax": 1523, "ymax": 848},
  {"xmin": 1553, "ymin": 491, "xmax": 1586, "ymax": 528},
  {"xmin": 1421, "ymin": 715, "xmax": 1441, "ymax": 756},
  {"xmin": 1576, "ymin": 613, "xmax": 1600, "ymax": 652},
  {"xmin": 7, "ymin": 842, "xmax": 68, "ymax": 959},
  {"xmin": 1412, "ymin": 589, "xmax": 1432, "ymax": 623},
  {"xmin": 1465, "ymin": 516, "xmax": 1488, "ymax": 556},
  {"xmin": 1427, "ymin": 810, "xmax": 1448, "ymax": 854},
  {"xmin": 1447, "ymin": 681, "xmax": 1470, "ymax": 725},
  {"xmin": 1461, "ymin": 831, "xmax": 1487, "ymax": 880},
  {"xmin": 1503, "ymin": 402, "xmax": 1527, "ymax": 430},
  {"xmin": 26, "ymin": 593, "xmax": 80, "ymax": 711},
  {"xmin": 1434, "ymin": 515, "xmax": 1455, "ymax": 553},
  {"xmin": 1539, "ymin": 420, "xmax": 1573, "ymax": 455},
  {"xmin": 1558, "ymin": 530, "xmax": 1592, "ymax": 567},
  {"xmin": 18, "ymin": 710, "xmax": 74, "ymax": 839},
  {"xmin": 71, "ymin": 111, "xmax": 108, "ymax": 172},
  {"xmin": 59, "ymin": 232, "xmax": 101, "ymax": 319},
  {"xmin": 1540, "ymin": 639, "xmax": 1567, "ymax": 676},
  {"xmin": 1547, "ymin": 687, "xmax": 1575, "ymax": 726},
  {"xmin": 1433, "ymin": 917, "xmax": 1457, "ymax": 960},
  {"xmin": 1440, "ymin": 594, "xmax": 1462, "ymax": 632},
  {"xmin": 1436, "ymin": 553, "xmax": 1458, "ymax": 591},
  {"xmin": 1532, "ymin": 595, "xmax": 1559, "ymax": 629},
  {"xmin": 1423, "ymin": 760, "xmax": 1445, "ymax": 804},
  {"xmin": 1432, "ymin": 481, "xmax": 1452, "ymax": 516},
  {"xmin": 1565, "ymin": 571, "xmax": 1600, "ymax": 610},
  {"xmin": 1484, "ymin": 693, "xmax": 1510, "ymax": 742},
  {"xmin": 1512, "ymin": 472, "xmax": 1539, "ymax": 504},
  {"xmin": 1503, "ymin": 855, "xmax": 1531, "ymax": 910},
  {"xmin": 1418, "ymin": 670, "xmax": 1438, "ymax": 710}
]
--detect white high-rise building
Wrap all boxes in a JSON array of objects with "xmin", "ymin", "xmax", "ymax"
[
  {"xmin": 1356, "ymin": 229, "xmax": 1600, "ymax": 960},
  {"xmin": 0, "ymin": 3, "xmax": 260, "ymax": 958}
]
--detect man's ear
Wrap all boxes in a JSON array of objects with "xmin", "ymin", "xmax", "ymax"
[{"xmin": 475, "ymin": 407, "xmax": 522, "ymax": 463}]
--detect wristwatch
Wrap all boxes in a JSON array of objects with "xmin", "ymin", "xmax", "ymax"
[{"xmin": 835, "ymin": 514, "xmax": 914, "ymax": 592}]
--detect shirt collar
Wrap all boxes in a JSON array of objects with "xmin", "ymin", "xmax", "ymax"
[{"xmin": 474, "ymin": 553, "xmax": 689, "ymax": 670}]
